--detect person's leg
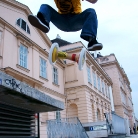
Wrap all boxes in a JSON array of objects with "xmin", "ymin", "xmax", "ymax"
[
  {"xmin": 28, "ymin": 4, "xmax": 70, "ymax": 33},
  {"xmin": 37, "ymin": 4, "xmax": 71, "ymax": 32},
  {"xmin": 68, "ymin": 8, "xmax": 103, "ymax": 51},
  {"xmin": 79, "ymin": 9, "xmax": 97, "ymax": 40},
  {"xmin": 80, "ymin": 8, "xmax": 102, "ymax": 51}
]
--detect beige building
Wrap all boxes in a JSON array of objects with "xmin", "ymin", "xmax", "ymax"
[
  {"xmin": 96, "ymin": 53, "xmax": 135, "ymax": 128},
  {"xmin": 0, "ymin": 0, "xmax": 113, "ymax": 137}
]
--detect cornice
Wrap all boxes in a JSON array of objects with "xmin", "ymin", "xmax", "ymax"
[
  {"xmin": 40, "ymin": 86, "xmax": 66, "ymax": 99},
  {"xmin": 2, "ymin": 67, "xmax": 66, "ymax": 99},
  {"xmin": 62, "ymin": 46, "xmax": 83, "ymax": 53},
  {"xmin": 2, "ymin": 0, "xmax": 32, "ymax": 15},
  {"xmin": 0, "ymin": 16, "xmax": 51, "ymax": 49},
  {"xmin": 3, "ymin": 67, "xmax": 44, "ymax": 86},
  {"xmin": 65, "ymin": 85, "xmax": 111, "ymax": 104},
  {"xmin": 100, "ymin": 60, "xmax": 130, "ymax": 86},
  {"xmin": 56, "ymin": 59, "xmax": 66, "ymax": 69},
  {"xmin": 0, "ymin": 18, "xmax": 65, "ymax": 68}
]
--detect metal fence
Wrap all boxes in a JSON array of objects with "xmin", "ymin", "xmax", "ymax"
[{"xmin": 46, "ymin": 117, "xmax": 89, "ymax": 138}]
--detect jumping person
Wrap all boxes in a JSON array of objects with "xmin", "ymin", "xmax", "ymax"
[{"xmin": 28, "ymin": 0, "xmax": 102, "ymax": 66}]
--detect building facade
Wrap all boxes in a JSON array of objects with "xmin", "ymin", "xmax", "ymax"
[
  {"xmin": 59, "ymin": 41, "xmax": 112, "ymax": 123},
  {"xmin": 96, "ymin": 53, "xmax": 135, "ymax": 128},
  {"xmin": 0, "ymin": 0, "xmax": 119, "ymax": 138}
]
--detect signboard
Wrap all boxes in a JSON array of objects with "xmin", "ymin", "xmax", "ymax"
[
  {"xmin": 93, "ymin": 125, "xmax": 107, "ymax": 131},
  {"xmin": 84, "ymin": 125, "xmax": 107, "ymax": 131}
]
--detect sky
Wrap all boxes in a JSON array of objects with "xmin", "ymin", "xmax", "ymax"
[{"xmin": 17, "ymin": 0, "xmax": 138, "ymax": 118}]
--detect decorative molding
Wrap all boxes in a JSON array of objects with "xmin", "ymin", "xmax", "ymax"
[
  {"xmin": 62, "ymin": 46, "xmax": 83, "ymax": 53},
  {"xmin": 4, "ymin": 67, "xmax": 44, "ymax": 86},
  {"xmin": 40, "ymin": 86, "xmax": 66, "ymax": 99},
  {"xmin": 96, "ymin": 70, "xmax": 101, "ymax": 76},
  {"xmin": 17, "ymin": 34, "xmax": 32, "ymax": 47},
  {"xmin": 67, "ymin": 98, "xmax": 79, "ymax": 105},
  {"xmin": 0, "ymin": 0, "xmax": 52, "ymax": 46},
  {"xmin": 52, "ymin": 82, "xmax": 60, "ymax": 88},
  {"xmin": 56, "ymin": 59, "xmax": 66, "ymax": 69},
  {"xmin": 39, "ymin": 76, "xmax": 48, "ymax": 82},
  {"xmin": 16, "ymin": 64, "xmax": 30, "ymax": 73},
  {"xmin": 0, "ymin": 17, "xmax": 51, "ymax": 50},
  {"xmin": 86, "ymin": 59, "xmax": 91, "ymax": 66},
  {"xmin": 65, "ymin": 85, "xmax": 111, "ymax": 104},
  {"xmin": 86, "ymin": 52, "xmax": 112, "ymax": 85},
  {"xmin": 0, "ymin": 70, "xmax": 64, "ymax": 110},
  {"xmin": 92, "ymin": 65, "xmax": 96, "ymax": 71}
]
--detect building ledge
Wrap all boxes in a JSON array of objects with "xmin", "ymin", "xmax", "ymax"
[
  {"xmin": 16, "ymin": 64, "xmax": 30, "ymax": 73},
  {"xmin": 3, "ymin": 67, "xmax": 44, "ymax": 87},
  {"xmin": 0, "ymin": 71, "xmax": 64, "ymax": 112}
]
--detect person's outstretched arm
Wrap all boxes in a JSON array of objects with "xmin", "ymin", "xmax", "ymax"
[{"xmin": 82, "ymin": 0, "xmax": 98, "ymax": 4}]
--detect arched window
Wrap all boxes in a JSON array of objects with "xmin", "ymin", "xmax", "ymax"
[{"xmin": 16, "ymin": 18, "xmax": 30, "ymax": 34}]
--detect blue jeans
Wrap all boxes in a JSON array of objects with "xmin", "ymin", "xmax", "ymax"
[{"xmin": 38, "ymin": 4, "xmax": 98, "ymax": 41}]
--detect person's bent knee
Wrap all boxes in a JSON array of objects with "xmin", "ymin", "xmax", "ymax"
[
  {"xmin": 85, "ymin": 8, "xmax": 97, "ymax": 15},
  {"xmin": 40, "ymin": 4, "xmax": 52, "ymax": 9}
]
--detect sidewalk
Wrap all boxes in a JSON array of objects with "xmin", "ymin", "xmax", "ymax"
[{"xmin": 126, "ymin": 134, "xmax": 138, "ymax": 138}]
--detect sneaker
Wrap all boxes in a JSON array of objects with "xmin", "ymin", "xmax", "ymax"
[
  {"xmin": 28, "ymin": 13, "xmax": 50, "ymax": 33},
  {"xmin": 88, "ymin": 38, "xmax": 103, "ymax": 51}
]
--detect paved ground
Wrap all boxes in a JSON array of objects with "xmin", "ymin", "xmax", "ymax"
[{"xmin": 126, "ymin": 134, "xmax": 138, "ymax": 138}]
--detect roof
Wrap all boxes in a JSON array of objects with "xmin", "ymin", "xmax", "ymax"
[{"xmin": 51, "ymin": 38, "xmax": 72, "ymax": 47}]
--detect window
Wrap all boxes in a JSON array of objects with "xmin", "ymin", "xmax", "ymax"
[
  {"xmin": 87, "ymin": 66, "xmax": 92, "ymax": 83},
  {"xmin": 121, "ymin": 92, "xmax": 126, "ymax": 105},
  {"xmin": 16, "ymin": 18, "xmax": 30, "ymax": 34},
  {"xmin": 40, "ymin": 58, "xmax": 47, "ymax": 79},
  {"xmin": 107, "ymin": 86, "xmax": 110, "ymax": 99},
  {"xmin": 56, "ymin": 111, "xmax": 61, "ymax": 120},
  {"xmin": 97, "ymin": 76, "xmax": 101, "ymax": 91},
  {"xmin": 101, "ymin": 81, "xmax": 105, "ymax": 94},
  {"xmin": 53, "ymin": 67, "xmax": 58, "ymax": 85},
  {"xmin": 93, "ymin": 72, "xmax": 97, "ymax": 88},
  {"xmin": 128, "ymin": 98, "xmax": 132, "ymax": 107},
  {"xmin": 19, "ymin": 45, "xmax": 28, "ymax": 68},
  {"xmin": 105, "ymin": 84, "xmax": 107, "ymax": 96}
]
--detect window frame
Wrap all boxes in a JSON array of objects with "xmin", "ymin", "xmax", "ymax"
[
  {"xmin": 97, "ymin": 76, "xmax": 101, "ymax": 91},
  {"xmin": 87, "ymin": 66, "xmax": 92, "ymax": 84},
  {"xmin": 93, "ymin": 71, "xmax": 97, "ymax": 88},
  {"xmin": 16, "ymin": 18, "xmax": 30, "ymax": 34},
  {"xmin": 56, "ymin": 111, "xmax": 61, "ymax": 120},
  {"xmin": 53, "ymin": 67, "xmax": 58, "ymax": 85},
  {"xmin": 101, "ymin": 80, "xmax": 105, "ymax": 94},
  {"xmin": 40, "ymin": 57, "xmax": 47, "ymax": 79},
  {"xmin": 19, "ymin": 44, "xmax": 28, "ymax": 69}
]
